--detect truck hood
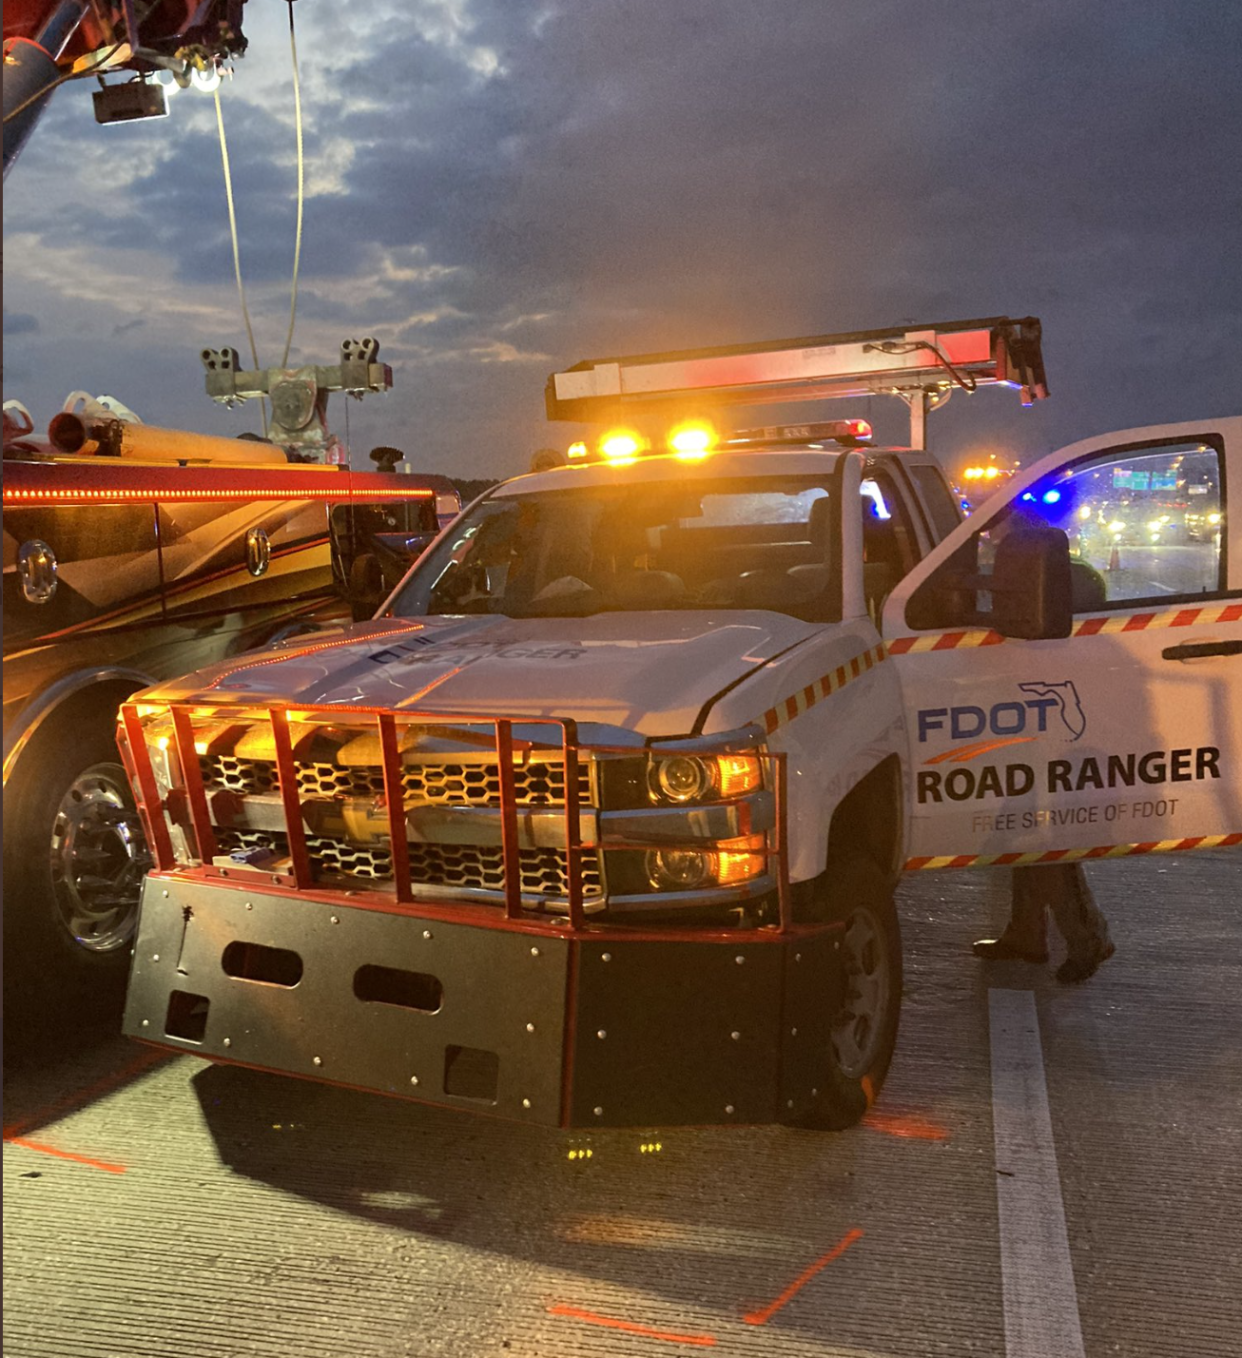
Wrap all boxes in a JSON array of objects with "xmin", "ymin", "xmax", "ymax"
[{"xmin": 151, "ymin": 612, "xmax": 818, "ymax": 738}]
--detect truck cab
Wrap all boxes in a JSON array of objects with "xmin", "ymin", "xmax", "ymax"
[{"xmin": 113, "ymin": 319, "xmax": 1239, "ymax": 1131}]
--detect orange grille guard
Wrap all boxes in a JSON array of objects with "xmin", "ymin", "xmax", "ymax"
[{"xmin": 118, "ymin": 701, "xmax": 795, "ymax": 932}]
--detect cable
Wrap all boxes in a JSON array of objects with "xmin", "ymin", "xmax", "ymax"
[
  {"xmin": 279, "ymin": 0, "xmax": 305, "ymax": 369},
  {"xmin": 2, "ymin": 40, "xmax": 125, "ymax": 125},
  {"xmin": 862, "ymin": 340, "xmax": 979, "ymax": 393},
  {"xmin": 344, "ymin": 388, "xmax": 351, "ymax": 468},
  {"xmin": 213, "ymin": 84, "xmax": 268, "ymax": 437}
]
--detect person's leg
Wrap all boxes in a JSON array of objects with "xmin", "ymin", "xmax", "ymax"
[
  {"xmin": 973, "ymin": 867, "xmax": 1050, "ymax": 962},
  {"xmin": 1047, "ymin": 862, "xmax": 1114, "ymax": 983}
]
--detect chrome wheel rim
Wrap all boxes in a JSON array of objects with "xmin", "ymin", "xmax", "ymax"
[
  {"xmin": 48, "ymin": 762, "xmax": 146, "ymax": 954},
  {"xmin": 830, "ymin": 905, "xmax": 891, "ymax": 1080}
]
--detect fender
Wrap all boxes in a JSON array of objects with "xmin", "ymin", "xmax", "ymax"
[{"xmin": 2, "ymin": 665, "xmax": 154, "ymax": 784}]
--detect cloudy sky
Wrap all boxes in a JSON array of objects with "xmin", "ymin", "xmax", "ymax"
[{"xmin": 4, "ymin": 0, "xmax": 1240, "ymax": 480}]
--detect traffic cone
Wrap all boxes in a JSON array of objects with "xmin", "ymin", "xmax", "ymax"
[{"xmin": 1107, "ymin": 543, "xmax": 1120, "ymax": 571}]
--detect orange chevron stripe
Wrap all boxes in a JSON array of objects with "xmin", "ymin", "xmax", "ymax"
[{"xmin": 904, "ymin": 831, "xmax": 1242, "ymax": 871}]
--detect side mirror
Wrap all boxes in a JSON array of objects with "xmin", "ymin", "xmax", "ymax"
[{"xmin": 990, "ymin": 526, "xmax": 1073, "ymax": 639}]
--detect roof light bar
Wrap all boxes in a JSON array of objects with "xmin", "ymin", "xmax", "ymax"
[
  {"xmin": 545, "ymin": 316, "xmax": 1047, "ymax": 424},
  {"xmin": 731, "ymin": 419, "xmax": 872, "ymax": 447}
]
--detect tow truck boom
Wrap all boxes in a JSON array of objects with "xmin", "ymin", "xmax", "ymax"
[{"xmin": 546, "ymin": 315, "xmax": 1048, "ymax": 449}]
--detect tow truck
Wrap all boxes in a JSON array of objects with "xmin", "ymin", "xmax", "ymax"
[
  {"xmin": 115, "ymin": 317, "xmax": 1241, "ymax": 1130},
  {"xmin": 3, "ymin": 3, "xmax": 471, "ymax": 1016},
  {"xmin": 2, "ymin": 393, "xmax": 458, "ymax": 1012}
]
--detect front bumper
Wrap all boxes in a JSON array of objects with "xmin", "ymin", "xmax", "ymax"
[{"xmin": 123, "ymin": 873, "xmax": 846, "ymax": 1129}]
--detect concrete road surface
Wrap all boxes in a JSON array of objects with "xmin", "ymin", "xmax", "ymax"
[{"xmin": 4, "ymin": 851, "xmax": 1239, "ymax": 1357}]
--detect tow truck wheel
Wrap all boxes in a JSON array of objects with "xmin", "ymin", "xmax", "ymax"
[
  {"xmin": 3, "ymin": 716, "xmax": 146, "ymax": 1012},
  {"xmin": 788, "ymin": 853, "xmax": 903, "ymax": 1130}
]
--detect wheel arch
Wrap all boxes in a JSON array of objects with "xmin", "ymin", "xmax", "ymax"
[
  {"xmin": 3, "ymin": 666, "xmax": 154, "ymax": 786},
  {"xmin": 826, "ymin": 753, "xmax": 904, "ymax": 883}
]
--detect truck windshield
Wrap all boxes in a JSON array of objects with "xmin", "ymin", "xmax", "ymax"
[{"xmin": 387, "ymin": 476, "xmax": 839, "ymax": 621}]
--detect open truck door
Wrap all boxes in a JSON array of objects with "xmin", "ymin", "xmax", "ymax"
[{"xmin": 882, "ymin": 418, "xmax": 1242, "ymax": 868}]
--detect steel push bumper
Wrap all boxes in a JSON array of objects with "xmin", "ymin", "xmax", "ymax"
[{"xmin": 123, "ymin": 874, "xmax": 847, "ymax": 1129}]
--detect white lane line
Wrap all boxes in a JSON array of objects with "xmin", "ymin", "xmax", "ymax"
[{"xmin": 989, "ymin": 988, "xmax": 1086, "ymax": 1358}]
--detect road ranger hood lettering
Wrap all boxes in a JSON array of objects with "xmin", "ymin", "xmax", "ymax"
[{"xmin": 143, "ymin": 611, "xmax": 820, "ymax": 737}]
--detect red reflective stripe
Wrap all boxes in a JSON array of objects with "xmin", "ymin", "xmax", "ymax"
[
  {"xmin": 1074, "ymin": 616, "xmax": 1108, "ymax": 636},
  {"xmin": 946, "ymin": 854, "xmax": 975, "ymax": 868},
  {"xmin": 1171, "ymin": 609, "xmax": 1202, "ymax": 627},
  {"xmin": 991, "ymin": 852, "xmax": 1024, "ymax": 865},
  {"xmin": 886, "ymin": 636, "xmax": 916, "ymax": 654},
  {"xmin": 378, "ymin": 714, "xmax": 411, "ymax": 905},
  {"xmin": 764, "ymin": 710, "xmax": 780, "ymax": 734},
  {"xmin": 785, "ymin": 696, "xmax": 799, "ymax": 721},
  {"xmin": 1130, "ymin": 841, "xmax": 1160, "ymax": 854},
  {"xmin": 905, "ymin": 856, "xmax": 934, "ymax": 870},
  {"xmin": 1221, "ymin": 603, "xmax": 1242, "ymax": 623},
  {"xmin": 1122, "ymin": 612, "xmax": 1157, "ymax": 631},
  {"xmin": 932, "ymin": 631, "xmax": 966, "ymax": 650}
]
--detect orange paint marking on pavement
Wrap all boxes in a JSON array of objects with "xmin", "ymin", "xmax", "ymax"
[
  {"xmin": 2, "ymin": 1045, "xmax": 172, "ymax": 1140},
  {"xmin": 743, "ymin": 1228, "xmax": 865, "ymax": 1326},
  {"xmin": 547, "ymin": 1304, "xmax": 717, "ymax": 1347},
  {"xmin": 862, "ymin": 1108, "xmax": 950, "ymax": 1141},
  {"xmin": 5, "ymin": 1137, "xmax": 127, "ymax": 1175}
]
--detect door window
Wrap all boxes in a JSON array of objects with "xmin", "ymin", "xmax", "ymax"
[
  {"xmin": 1014, "ymin": 440, "xmax": 1223, "ymax": 608},
  {"xmin": 905, "ymin": 462, "xmax": 963, "ymax": 541},
  {"xmin": 907, "ymin": 438, "xmax": 1225, "ymax": 630}
]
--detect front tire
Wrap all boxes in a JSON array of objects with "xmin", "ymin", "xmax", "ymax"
[
  {"xmin": 3, "ymin": 715, "xmax": 148, "ymax": 1010},
  {"xmin": 789, "ymin": 853, "xmax": 903, "ymax": 1130}
]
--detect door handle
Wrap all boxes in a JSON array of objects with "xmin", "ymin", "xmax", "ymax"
[{"xmin": 1161, "ymin": 640, "xmax": 1242, "ymax": 660}]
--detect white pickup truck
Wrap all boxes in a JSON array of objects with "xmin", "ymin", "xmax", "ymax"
[{"xmin": 118, "ymin": 319, "xmax": 1240, "ymax": 1130}]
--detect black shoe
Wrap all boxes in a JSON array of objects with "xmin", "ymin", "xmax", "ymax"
[
  {"xmin": 972, "ymin": 937, "xmax": 1050, "ymax": 964},
  {"xmin": 1056, "ymin": 939, "xmax": 1115, "ymax": 985}
]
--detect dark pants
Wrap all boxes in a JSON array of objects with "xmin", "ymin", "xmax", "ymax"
[{"xmin": 1006, "ymin": 863, "xmax": 1111, "ymax": 959}]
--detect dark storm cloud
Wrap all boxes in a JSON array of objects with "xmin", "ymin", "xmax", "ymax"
[{"xmin": 325, "ymin": 1, "xmax": 1242, "ymax": 346}]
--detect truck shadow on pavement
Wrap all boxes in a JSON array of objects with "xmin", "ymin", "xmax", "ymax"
[{"xmin": 189, "ymin": 1059, "xmax": 893, "ymax": 1316}]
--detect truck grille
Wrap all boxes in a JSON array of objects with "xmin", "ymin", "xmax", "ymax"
[
  {"xmin": 214, "ymin": 829, "xmax": 604, "ymax": 901},
  {"xmin": 201, "ymin": 754, "xmax": 591, "ymax": 808}
]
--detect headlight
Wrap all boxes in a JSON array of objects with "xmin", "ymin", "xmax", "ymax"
[
  {"xmin": 646, "ymin": 848, "xmax": 713, "ymax": 890},
  {"xmin": 652, "ymin": 755, "xmax": 714, "ymax": 803},
  {"xmin": 647, "ymin": 752, "xmax": 763, "ymax": 804},
  {"xmin": 645, "ymin": 834, "xmax": 767, "ymax": 890}
]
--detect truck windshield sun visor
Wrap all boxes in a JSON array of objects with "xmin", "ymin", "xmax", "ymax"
[{"xmin": 387, "ymin": 476, "xmax": 841, "ymax": 624}]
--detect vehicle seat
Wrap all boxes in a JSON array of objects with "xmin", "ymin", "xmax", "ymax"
[
  {"xmin": 735, "ymin": 568, "xmax": 792, "ymax": 611},
  {"xmin": 862, "ymin": 562, "xmax": 896, "ymax": 624},
  {"xmin": 1069, "ymin": 559, "xmax": 1108, "ymax": 611},
  {"xmin": 610, "ymin": 569, "xmax": 686, "ymax": 609}
]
